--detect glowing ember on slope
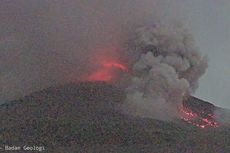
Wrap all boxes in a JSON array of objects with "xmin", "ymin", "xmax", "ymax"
[
  {"xmin": 103, "ymin": 62, "xmax": 129, "ymax": 72},
  {"xmin": 179, "ymin": 106, "xmax": 219, "ymax": 129},
  {"xmin": 88, "ymin": 61, "xmax": 128, "ymax": 82},
  {"xmin": 86, "ymin": 50, "xmax": 219, "ymax": 129}
]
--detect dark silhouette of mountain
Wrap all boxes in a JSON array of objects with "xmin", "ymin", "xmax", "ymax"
[{"xmin": 0, "ymin": 81, "xmax": 230, "ymax": 153}]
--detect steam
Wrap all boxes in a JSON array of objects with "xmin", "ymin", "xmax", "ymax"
[{"xmin": 123, "ymin": 23, "xmax": 208, "ymax": 120}]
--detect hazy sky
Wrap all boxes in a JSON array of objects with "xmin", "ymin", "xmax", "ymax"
[
  {"xmin": 0, "ymin": 0, "xmax": 229, "ymax": 109},
  {"xmin": 179, "ymin": 0, "xmax": 230, "ymax": 108}
]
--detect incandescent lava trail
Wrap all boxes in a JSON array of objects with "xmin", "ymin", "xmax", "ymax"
[
  {"xmin": 179, "ymin": 105, "xmax": 219, "ymax": 129},
  {"xmin": 86, "ymin": 54, "xmax": 220, "ymax": 129}
]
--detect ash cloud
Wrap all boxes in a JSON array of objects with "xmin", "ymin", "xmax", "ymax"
[
  {"xmin": 0, "ymin": 0, "xmax": 208, "ymax": 122},
  {"xmin": 122, "ymin": 23, "xmax": 207, "ymax": 120}
]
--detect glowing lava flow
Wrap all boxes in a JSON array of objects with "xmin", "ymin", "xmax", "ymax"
[
  {"xmin": 179, "ymin": 106, "xmax": 219, "ymax": 129},
  {"xmin": 87, "ymin": 57, "xmax": 219, "ymax": 129},
  {"xmin": 88, "ymin": 61, "xmax": 128, "ymax": 82}
]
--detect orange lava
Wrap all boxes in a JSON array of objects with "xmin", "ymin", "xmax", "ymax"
[{"xmin": 179, "ymin": 106, "xmax": 219, "ymax": 129}]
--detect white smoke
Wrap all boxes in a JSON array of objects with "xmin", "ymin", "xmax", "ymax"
[{"xmin": 122, "ymin": 22, "xmax": 208, "ymax": 120}]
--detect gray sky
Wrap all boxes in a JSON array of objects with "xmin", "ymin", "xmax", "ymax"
[
  {"xmin": 0, "ymin": 0, "xmax": 229, "ymax": 109},
  {"xmin": 178, "ymin": 0, "xmax": 230, "ymax": 108}
]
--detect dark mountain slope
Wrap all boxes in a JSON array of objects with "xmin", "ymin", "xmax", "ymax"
[{"xmin": 0, "ymin": 82, "xmax": 230, "ymax": 153}]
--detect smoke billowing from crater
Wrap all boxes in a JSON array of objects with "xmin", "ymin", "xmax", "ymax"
[
  {"xmin": 0, "ymin": 0, "xmax": 208, "ymax": 122},
  {"xmin": 122, "ymin": 23, "xmax": 208, "ymax": 120}
]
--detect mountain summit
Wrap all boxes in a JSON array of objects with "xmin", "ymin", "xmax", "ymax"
[{"xmin": 0, "ymin": 82, "xmax": 229, "ymax": 153}]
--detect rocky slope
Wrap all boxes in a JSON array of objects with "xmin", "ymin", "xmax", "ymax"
[{"xmin": 0, "ymin": 81, "xmax": 230, "ymax": 153}]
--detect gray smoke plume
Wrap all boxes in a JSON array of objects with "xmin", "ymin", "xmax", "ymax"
[
  {"xmin": 122, "ymin": 22, "xmax": 208, "ymax": 120},
  {"xmin": 0, "ymin": 0, "xmax": 208, "ymax": 122}
]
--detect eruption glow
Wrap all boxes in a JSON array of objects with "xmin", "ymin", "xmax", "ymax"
[
  {"xmin": 82, "ymin": 13, "xmax": 219, "ymax": 128},
  {"xmin": 87, "ymin": 56, "xmax": 220, "ymax": 129},
  {"xmin": 103, "ymin": 62, "xmax": 129, "ymax": 72},
  {"xmin": 179, "ymin": 105, "xmax": 219, "ymax": 128},
  {"xmin": 88, "ymin": 61, "xmax": 128, "ymax": 82}
]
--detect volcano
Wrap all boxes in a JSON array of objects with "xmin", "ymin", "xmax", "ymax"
[
  {"xmin": 180, "ymin": 96, "xmax": 220, "ymax": 128},
  {"xmin": 0, "ymin": 81, "xmax": 230, "ymax": 153}
]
